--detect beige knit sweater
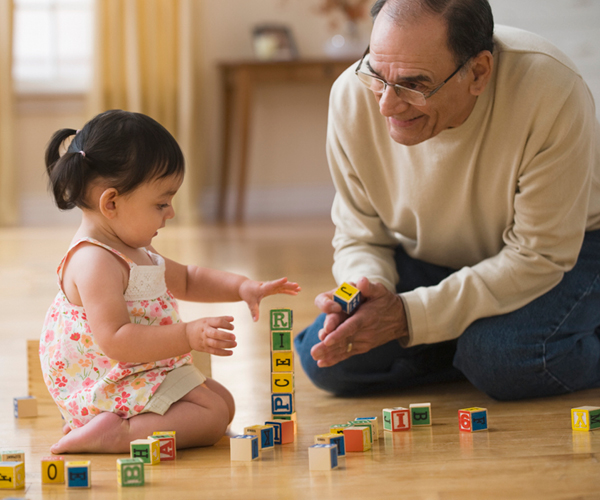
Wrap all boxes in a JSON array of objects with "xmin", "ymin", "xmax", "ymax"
[{"xmin": 327, "ymin": 25, "xmax": 600, "ymax": 347}]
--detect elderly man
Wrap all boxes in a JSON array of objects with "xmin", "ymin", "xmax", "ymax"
[{"xmin": 294, "ymin": 0, "xmax": 600, "ymax": 400}]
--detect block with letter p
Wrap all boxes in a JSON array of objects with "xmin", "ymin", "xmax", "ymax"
[
  {"xmin": 272, "ymin": 372, "xmax": 294, "ymax": 393},
  {"xmin": 271, "ymin": 392, "xmax": 294, "ymax": 415}
]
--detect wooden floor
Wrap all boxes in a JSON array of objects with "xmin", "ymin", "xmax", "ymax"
[{"xmin": 1, "ymin": 218, "xmax": 599, "ymax": 499}]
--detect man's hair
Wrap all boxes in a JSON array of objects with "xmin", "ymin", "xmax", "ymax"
[{"xmin": 370, "ymin": 0, "xmax": 494, "ymax": 65}]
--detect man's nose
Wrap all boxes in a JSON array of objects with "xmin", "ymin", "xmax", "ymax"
[{"xmin": 378, "ymin": 85, "xmax": 411, "ymax": 117}]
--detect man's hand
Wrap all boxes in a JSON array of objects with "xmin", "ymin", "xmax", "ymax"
[{"xmin": 310, "ymin": 277, "xmax": 408, "ymax": 367}]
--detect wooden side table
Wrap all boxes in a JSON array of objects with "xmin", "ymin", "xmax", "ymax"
[{"xmin": 217, "ymin": 58, "xmax": 356, "ymax": 222}]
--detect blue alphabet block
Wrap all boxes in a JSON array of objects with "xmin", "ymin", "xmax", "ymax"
[{"xmin": 271, "ymin": 393, "xmax": 294, "ymax": 415}]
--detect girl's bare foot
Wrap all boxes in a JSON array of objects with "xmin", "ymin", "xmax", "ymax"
[{"xmin": 51, "ymin": 412, "xmax": 130, "ymax": 454}]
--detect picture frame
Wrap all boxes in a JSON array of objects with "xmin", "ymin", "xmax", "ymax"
[{"xmin": 252, "ymin": 24, "xmax": 299, "ymax": 61}]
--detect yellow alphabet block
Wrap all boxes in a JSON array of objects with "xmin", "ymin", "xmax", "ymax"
[
  {"xmin": 41, "ymin": 456, "xmax": 65, "ymax": 484},
  {"xmin": 0, "ymin": 461, "xmax": 25, "ymax": 489},
  {"xmin": 272, "ymin": 372, "xmax": 294, "ymax": 393},
  {"xmin": 272, "ymin": 351, "xmax": 294, "ymax": 372},
  {"xmin": 572, "ymin": 406, "xmax": 600, "ymax": 431}
]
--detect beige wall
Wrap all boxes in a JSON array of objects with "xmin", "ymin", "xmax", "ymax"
[{"xmin": 14, "ymin": 0, "xmax": 600, "ymax": 225}]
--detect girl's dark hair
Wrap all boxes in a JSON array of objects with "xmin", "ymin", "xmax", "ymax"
[
  {"xmin": 370, "ymin": 0, "xmax": 495, "ymax": 65},
  {"xmin": 45, "ymin": 110, "xmax": 185, "ymax": 210}
]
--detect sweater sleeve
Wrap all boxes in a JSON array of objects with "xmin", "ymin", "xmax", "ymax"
[{"xmin": 402, "ymin": 78, "xmax": 596, "ymax": 346}]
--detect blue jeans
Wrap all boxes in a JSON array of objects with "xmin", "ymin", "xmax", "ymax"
[{"xmin": 295, "ymin": 230, "xmax": 600, "ymax": 400}]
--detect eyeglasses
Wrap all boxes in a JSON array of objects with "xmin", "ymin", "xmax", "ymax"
[{"xmin": 354, "ymin": 46, "xmax": 469, "ymax": 106}]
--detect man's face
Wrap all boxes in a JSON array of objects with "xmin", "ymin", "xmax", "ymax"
[{"xmin": 369, "ymin": 12, "xmax": 478, "ymax": 146}]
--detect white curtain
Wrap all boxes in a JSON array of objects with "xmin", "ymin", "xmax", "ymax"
[{"xmin": 0, "ymin": 0, "xmax": 17, "ymax": 226}]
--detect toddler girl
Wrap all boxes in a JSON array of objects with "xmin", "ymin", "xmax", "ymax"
[{"xmin": 40, "ymin": 110, "xmax": 300, "ymax": 454}]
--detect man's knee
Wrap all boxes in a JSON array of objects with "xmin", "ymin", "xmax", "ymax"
[{"xmin": 454, "ymin": 322, "xmax": 546, "ymax": 401}]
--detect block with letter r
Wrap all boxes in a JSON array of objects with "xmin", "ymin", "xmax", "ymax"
[
  {"xmin": 270, "ymin": 309, "xmax": 293, "ymax": 330},
  {"xmin": 271, "ymin": 392, "xmax": 294, "ymax": 415}
]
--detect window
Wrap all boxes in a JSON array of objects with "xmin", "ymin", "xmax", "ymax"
[{"xmin": 13, "ymin": 0, "xmax": 94, "ymax": 93}]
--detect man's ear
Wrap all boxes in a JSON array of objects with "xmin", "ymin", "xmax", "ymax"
[
  {"xmin": 98, "ymin": 188, "xmax": 119, "ymax": 219},
  {"xmin": 468, "ymin": 50, "xmax": 494, "ymax": 96}
]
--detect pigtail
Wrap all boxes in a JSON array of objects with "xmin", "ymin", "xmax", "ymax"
[{"xmin": 45, "ymin": 128, "xmax": 91, "ymax": 210}]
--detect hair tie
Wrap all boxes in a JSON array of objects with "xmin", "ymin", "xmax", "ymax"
[{"xmin": 79, "ymin": 151, "xmax": 86, "ymax": 158}]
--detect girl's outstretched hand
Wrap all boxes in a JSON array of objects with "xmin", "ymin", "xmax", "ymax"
[
  {"xmin": 240, "ymin": 277, "xmax": 301, "ymax": 321},
  {"xmin": 185, "ymin": 316, "xmax": 237, "ymax": 356}
]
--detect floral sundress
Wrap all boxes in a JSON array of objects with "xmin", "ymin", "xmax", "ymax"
[{"xmin": 39, "ymin": 238, "xmax": 192, "ymax": 429}]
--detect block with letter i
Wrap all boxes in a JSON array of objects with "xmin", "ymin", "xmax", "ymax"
[
  {"xmin": 117, "ymin": 458, "xmax": 145, "ymax": 487},
  {"xmin": 382, "ymin": 407, "xmax": 411, "ymax": 432},
  {"xmin": 230, "ymin": 435, "xmax": 259, "ymax": 461},
  {"xmin": 0, "ymin": 462, "xmax": 25, "ymax": 490},
  {"xmin": 410, "ymin": 403, "xmax": 432, "ymax": 426},
  {"xmin": 572, "ymin": 406, "xmax": 600, "ymax": 431},
  {"xmin": 266, "ymin": 419, "xmax": 294, "ymax": 444},
  {"xmin": 459, "ymin": 407, "xmax": 488, "ymax": 432},
  {"xmin": 41, "ymin": 456, "xmax": 65, "ymax": 484},
  {"xmin": 309, "ymin": 444, "xmax": 338, "ymax": 471},
  {"xmin": 66, "ymin": 460, "xmax": 91, "ymax": 489},
  {"xmin": 244, "ymin": 425, "xmax": 275, "ymax": 450},
  {"xmin": 152, "ymin": 431, "xmax": 176, "ymax": 460},
  {"xmin": 333, "ymin": 282, "xmax": 361, "ymax": 314}
]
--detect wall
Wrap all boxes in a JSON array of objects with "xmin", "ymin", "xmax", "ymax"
[{"xmin": 15, "ymin": 0, "xmax": 600, "ymax": 225}]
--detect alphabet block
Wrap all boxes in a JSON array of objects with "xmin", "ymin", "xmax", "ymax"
[
  {"xmin": 271, "ymin": 330, "xmax": 293, "ymax": 351},
  {"xmin": 13, "ymin": 396, "xmax": 37, "ymax": 418},
  {"xmin": 271, "ymin": 412, "xmax": 297, "ymax": 434},
  {"xmin": 66, "ymin": 460, "xmax": 91, "ymax": 489},
  {"xmin": 308, "ymin": 444, "xmax": 338, "ymax": 470},
  {"xmin": 151, "ymin": 432, "xmax": 176, "ymax": 460},
  {"xmin": 270, "ymin": 309, "xmax": 293, "ymax": 330},
  {"xmin": 348, "ymin": 420, "xmax": 374, "ymax": 443},
  {"xmin": 244, "ymin": 425, "xmax": 275, "ymax": 450},
  {"xmin": 0, "ymin": 462, "xmax": 25, "ymax": 490},
  {"xmin": 572, "ymin": 406, "xmax": 600, "ymax": 431},
  {"xmin": 333, "ymin": 282, "xmax": 361, "ymax": 315},
  {"xmin": 272, "ymin": 372, "xmax": 294, "ymax": 393},
  {"xmin": 330, "ymin": 423, "xmax": 351, "ymax": 435},
  {"xmin": 117, "ymin": 458, "xmax": 145, "ymax": 487},
  {"xmin": 271, "ymin": 392, "xmax": 295, "ymax": 415},
  {"xmin": 355, "ymin": 416, "xmax": 379, "ymax": 440},
  {"xmin": 459, "ymin": 407, "xmax": 488, "ymax": 432},
  {"xmin": 272, "ymin": 351, "xmax": 294, "ymax": 372},
  {"xmin": 230, "ymin": 435, "xmax": 259, "ymax": 461},
  {"xmin": 41, "ymin": 456, "xmax": 65, "ymax": 484},
  {"xmin": 410, "ymin": 403, "xmax": 432, "ymax": 426},
  {"xmin": 343, "ymin": 426, "xmax": 371, "ymax": 452},
  {"xmin": 382, "ymin": 407, "xmax": 411, "ymax": 432},
  {"xmin": 265, "ymin": 420, "xmax": 294, "ymax": 445},
  {"xmin": 315, "ymin": 433, "xmax": 346, "ymax": 457},
  {"xmin": 1, "ymin": 451, "xmax": 24, "ymax": 464},
  {"xmin": 130, "ymin": 438, "xmax": 160, "ymax": 465}
]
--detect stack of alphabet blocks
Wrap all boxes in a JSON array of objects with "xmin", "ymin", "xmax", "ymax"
[{"xmin": 230, "ymin": 309, "xmax": 296, "ymax": 462}]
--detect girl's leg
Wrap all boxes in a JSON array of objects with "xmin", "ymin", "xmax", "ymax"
[{"xmin": 51, "ymin": 380, "xmax": 233, "ymax": 454}]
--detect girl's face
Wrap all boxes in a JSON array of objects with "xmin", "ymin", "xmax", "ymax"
[{"xmin": 112, "ymin": 174, "xmax": 183, "ymax": 248}]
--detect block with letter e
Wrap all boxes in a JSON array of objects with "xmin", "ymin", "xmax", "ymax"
[
  {"xmin": 272, "ymin": 351, "xmax": 294, "ymax": 372},
  {"xmin": 66, "ymin": 460, "xmax": 91, "ymax": 489},
  {"xmin": 0, "ymin": 461, "xmax": 25, "ymax": 490},
  {"xmin": 333, "ymin": 282, "xmax": 361, "ymax": 315},
  {"xmin": 459, "ymin": 407, "xmax": 488, "ymax": 432}
]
